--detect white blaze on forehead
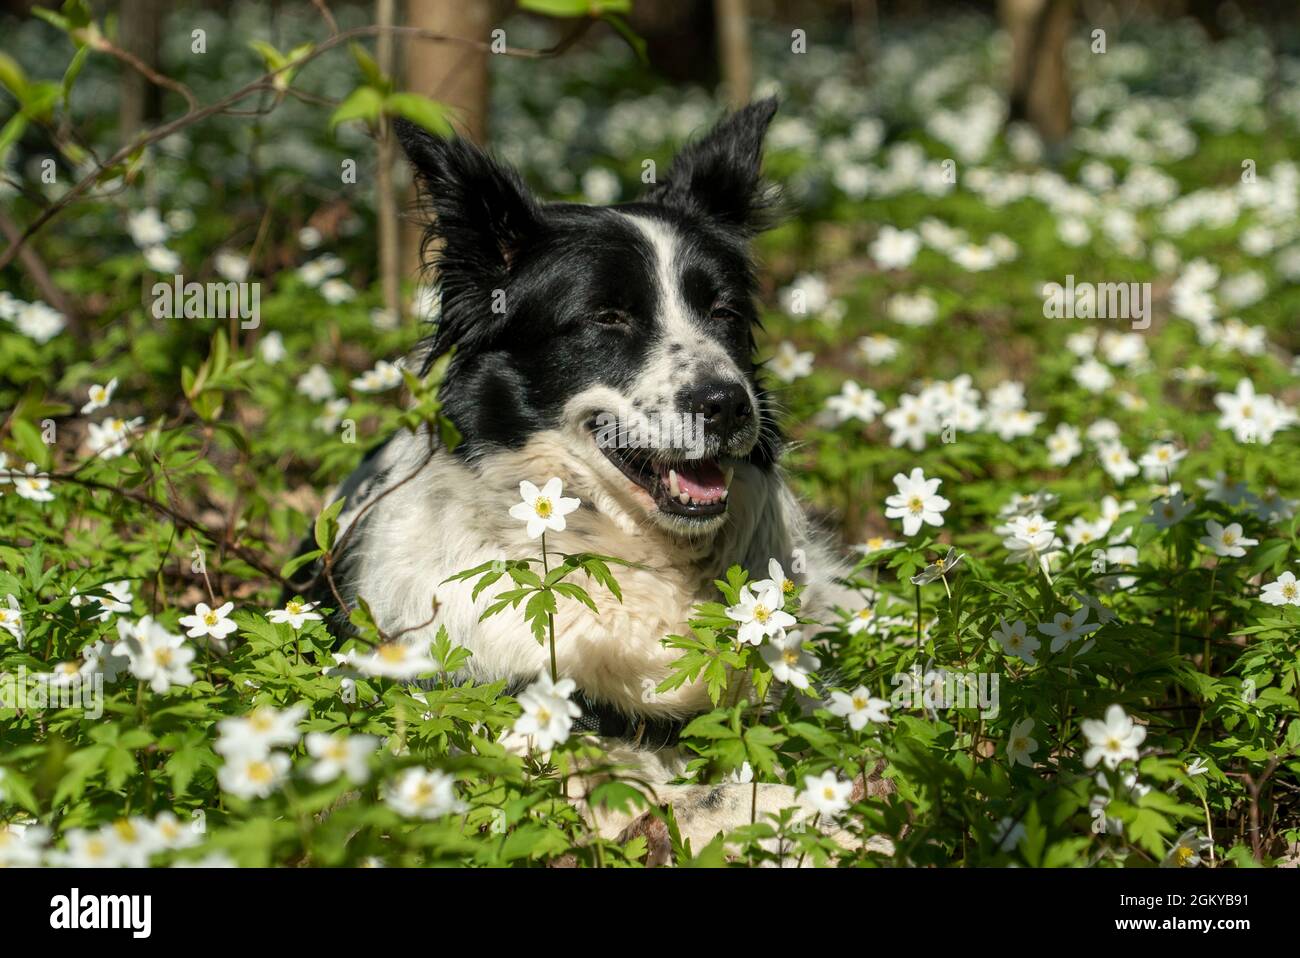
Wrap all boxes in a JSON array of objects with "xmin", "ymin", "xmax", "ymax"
[{"xmin": 620, "ymin": 212, "xmax": 741, "ymax": 379}]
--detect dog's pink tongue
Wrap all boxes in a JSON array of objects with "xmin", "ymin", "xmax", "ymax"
[{"xmin": 674, "ymin": 460, "xmax": 727, "ymax": 499}]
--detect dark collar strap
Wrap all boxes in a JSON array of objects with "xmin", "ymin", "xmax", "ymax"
[{"xmin": 571, "ymin": 691, "xmax": 687, "ymax": 749}]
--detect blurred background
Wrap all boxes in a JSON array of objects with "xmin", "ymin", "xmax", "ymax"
[
  {"xmin": 4, "ymin": 0, "xmax": 1300, "ymax": 318},
  {"xmin": 1, "ymin": 0, "xmax": 1298, "ymax": 546}
]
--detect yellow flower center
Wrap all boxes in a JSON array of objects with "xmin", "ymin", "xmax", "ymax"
[
  {"xmin": 908, "ymin": 496, "xmax": 924, "ymax": 513},
  {"xmin": 753, "ymin": 604, "xmax": 770, "ymax": 624},
  {"xmin": 782, "ymin": 649, "xmax": 800, "ymax": 666},
  {"xmin": 1175, "ymin": 846, "xmax": 1195, "ymax": 866},
  {"xmin": 1012, "ymin": 737, "xmax": 1029, "ymax": 753},
  {"xmin": 378, "ymin": 644, "xmax": 406, "ymax": 663},
  {"xmin": 203, "ymin": 611, "xmax": 218, "ymax": 626},
  {"xmin": 113, "ymin": 820, "xmax": 138, "ymax": 842},
  {"xmin": 1283, "ymin": 584, "xmax": 1298, "ymax": 599},
  {"xmin": 286, "ymin": 600, "xmax": 303, "ymax": 614},
  {"xmin": 1222, "ymin": 532, "xmax": 1237, "ymax": 545},
  {"xmin": 534, "ymin": 497, "xmax": 553, "ymax": 518},
  {"xmin": 154, "ymin": 648, "xmax": 173, "ymax": 666},
  {"xmin": 247, "ymin": 761, "xmax": 273, "ymax": 784}
]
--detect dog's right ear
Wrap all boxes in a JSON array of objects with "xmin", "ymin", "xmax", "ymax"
[{"xmin": 395, "ymin": 118, "xmax": 541, "ymax": 358}]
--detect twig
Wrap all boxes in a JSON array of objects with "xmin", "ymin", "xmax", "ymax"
[
  {"xmin": 0, "ymin": 206, "xmax": 80, "ymax": 336},
  {"xmin": 0, "ymin": 20, "xmax": 595, "ymax": 270},
  {"xmin": 43, "ymin": 470, "xmax": 291, "ymax": 587},
  {"xmin": 90, "ymin": 34, "xmax": 200, "ymax": 112},
  {"xmin": 311, "ymin": 0, "xmax": 339, "ymax": 37}
]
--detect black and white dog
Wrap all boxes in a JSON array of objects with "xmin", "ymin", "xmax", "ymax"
[{"xmin": 317, "ymin": 100, "xmax": 875, "ymax": 849}]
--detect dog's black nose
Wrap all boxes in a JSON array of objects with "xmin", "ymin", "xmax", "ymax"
[{"xmin": 682, "ymin": 380, "xmax": 752, "ymax": 437}]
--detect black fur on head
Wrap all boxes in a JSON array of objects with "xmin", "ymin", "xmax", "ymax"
[
  {"xmin": 394, "ymin": 100, "xmax": 785, "ymax": 529},
  {"xmin": 395, "ymin": 118, "xmax": 543, "ymax": 360},
  {"xmin": 642, "ymin": 97, "xmax": 781, "ymax": 234}
]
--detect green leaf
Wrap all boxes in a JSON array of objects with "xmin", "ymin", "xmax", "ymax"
[
  {"xmin": 30, "ymin": 7, "xmax": 71, "ymax": 33},
  {"xmin": 587, "ymin": 780, "xmax": 648, "ymax": 815},
  {"xmin": 1019, "ymin": 803, "xmax": 1046, "ymax": 867},
  {"xmin": 11, "ymin": 418, "xmax": 50, "ymax": 467},
  {"xmin": 314, "ymin": 497, "xmax": 346, "ymax": 552},
  {"xmin": 383, "ymin": 92, "xmax": 453, "ymax": 136},
  {"xmin": 51, "ymin": 745, "xmax": 109, "ymax": 808},
  {"xmin": 280, "ymin": 548, "xmax": 323, "ymax": 581},
  {"xmin": 520, "ymin": 0, "xmax": 631, "ymax": 16},
  {"xmin": 601, "ymin": 12, "xmax": 646, "ymax": 62},
  {"xmin": 61, "ymin": 44, "xmax": 90, "ymax": 104},
  {"xmin": 0, "ymin": 113, "xmax": 28, "ymax": 164},
  {"xmin": 331, "ymin": 85, "xmax": 384, "ymax": 130},
  {"xmin": 0, "ymin": 52, "xmax": 27, "ymax": 99},
  {"xmin": 349, "ymin": 42, "xmax": 387, "ymax": 90}
]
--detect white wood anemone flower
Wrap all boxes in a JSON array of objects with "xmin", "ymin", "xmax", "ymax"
[{"xmin": 508, "ymin": 477, "xmax": 581, "ymax": 539}]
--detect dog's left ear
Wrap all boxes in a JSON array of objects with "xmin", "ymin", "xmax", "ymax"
[
  {"xmin": 644, "ymin": 97, "xmax": 779, "ymax": 233},
  {"xmin": 395, "ymin": 118, "xmax": 541, "ymax": 360}
]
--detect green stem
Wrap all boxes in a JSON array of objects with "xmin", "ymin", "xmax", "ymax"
[
  {"xmin": 914, "ymin": 584, "xmax": 922, "ymax": 647},
  {"xmin": 749, "ymin": 681, "xmax": 764, "ymax": 825},
  {"xmin": 1203, "ymin": 564, "xmax": 1218, "ymax": 675},
  {"xmin": 794, "ymin": 812, "xmax": 821, "ymax": 869},
  {"xmin": 541, "ymin": 531, "xmax": 557, "ymax": 683}
]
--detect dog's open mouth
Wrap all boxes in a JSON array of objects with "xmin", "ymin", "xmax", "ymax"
[{"xmin": 588, "ymin": 421, "xmax": 732, "ymax": 519}]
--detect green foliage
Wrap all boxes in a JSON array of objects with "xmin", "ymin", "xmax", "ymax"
[{"xmin": 0, "ymin": 4, "xmax": 1297, "ymax": 868}]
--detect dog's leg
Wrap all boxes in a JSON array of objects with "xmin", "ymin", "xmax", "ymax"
[{"xmin": 583, "ymin": 766, "xmax": 895, "ymax": 866}]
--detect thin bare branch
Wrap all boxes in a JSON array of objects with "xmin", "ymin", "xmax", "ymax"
[{"xmin": 0, "ymin": 19, "xmax": 596, "ymax": 270}]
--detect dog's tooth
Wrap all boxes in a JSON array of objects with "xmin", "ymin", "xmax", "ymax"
[
  {"xmin": 720, "ymin": 489, "xmax": 728, "ymax": 500},
  {"xmin": 724, "ymin": 467, "xmax": 734, "ymax": 488},
  {"xmin": 679, "ymin": 492, "xmax": 690, "ymax": 505},
  {"xmin": 668, "ymin": 469, "xmax": 680, "ymax": 498}
]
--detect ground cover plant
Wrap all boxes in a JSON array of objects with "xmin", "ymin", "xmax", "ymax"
[{"xmin": 0, "ymin": 1, "xmax": 1298, "ymax": 868}]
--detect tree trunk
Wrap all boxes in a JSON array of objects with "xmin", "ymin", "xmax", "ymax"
[
  {"xmin": 850, "ymin": 0, "xmax": 879, "ymax": 76},
  {"xmin": 715, "ymin": 0, "xmax": 752, "ymax": 109},
  {"xmin": 402, "ymin": 0, "xmax": 493, "ymax": 278},
  {"xmin": 117, "ymin": 0, "xmax": 165, "ymax": 137},
  {"xmin": 376, "ymin": 0, "xmax": 403, "ymax": 325},
  {"xmin": 1000, "ymin": 0, "xmax": 1073, "ymax": 147}
]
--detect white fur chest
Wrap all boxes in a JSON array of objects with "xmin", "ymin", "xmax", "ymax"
[{"xmin": 337, "ymin": 431, "xmax": 723, "ymax": 717}]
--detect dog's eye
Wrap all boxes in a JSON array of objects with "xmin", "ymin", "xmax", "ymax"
[
  {"xmin": 710, "ymin": 305, "xmax": 742, "ymax": 322},
  {"xmin": 594, "ymin": 309, "xmax": 632, "ymax": 328}
]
